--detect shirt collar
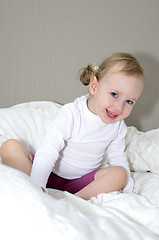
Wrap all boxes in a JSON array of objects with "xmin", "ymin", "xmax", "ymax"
[{"xmin": 83, "ymin": 94, "xmax": 107, "ymax": 127}]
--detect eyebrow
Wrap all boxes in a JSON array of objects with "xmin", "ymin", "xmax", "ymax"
[{"xmin": 131, "ymin": 98, "xmax": 137, "ymax": 102}]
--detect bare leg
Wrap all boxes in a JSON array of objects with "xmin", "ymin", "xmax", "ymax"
[
  {"xmin": 0, "ymin": 139, "xmax": 33, "ymax": 175},
  {"xmin": 0, "ymin": 140, "xmax": 127, "ymax": 199},
  {"xmin": 75, "ymin": 166, "xmax": 127, "ymax": 200}
]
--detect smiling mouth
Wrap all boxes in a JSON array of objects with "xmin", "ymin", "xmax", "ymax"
[{"xmin": 106, "ymin": 109, "xmax": 118, "ymax": 118}]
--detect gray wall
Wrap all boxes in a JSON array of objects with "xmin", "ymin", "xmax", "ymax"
[{"xmin": 0, "ymin": 0, "xmax": 159, "ymax": 131}]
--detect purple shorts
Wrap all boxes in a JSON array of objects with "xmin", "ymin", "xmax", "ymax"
[{"xmin": 31, "ymin": 153, "xmax": 98, "ymax": 194}]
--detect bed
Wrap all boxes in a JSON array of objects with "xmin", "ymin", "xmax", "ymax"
[{"xmin": 0, "ymin": 101, "xmax": 159, "ymax": 240}]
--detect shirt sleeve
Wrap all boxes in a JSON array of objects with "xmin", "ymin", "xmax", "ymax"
[
  {"xmin": 30, "ymin": 105, "xmax": 74, "ymax": 188},
  {"xmin": 106, "ymin": 120, "xmax": 134, "ymax": 193}
]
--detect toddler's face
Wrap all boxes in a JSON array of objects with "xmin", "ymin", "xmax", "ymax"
[{"xmin": 88, "ymin": 62, "xmax": 144, "ymax": 124}]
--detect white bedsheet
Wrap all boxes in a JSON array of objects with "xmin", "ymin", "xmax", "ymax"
[{"xmin": 0, "ymin": 101, "xmax": 159, "ymax": 240}]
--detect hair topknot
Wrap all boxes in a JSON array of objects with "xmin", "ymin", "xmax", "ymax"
[
  {"xmin": 79, "ymin": 63, "xmax": 99, "ymax": 86},
  {"xmin": 79, "ymin": 52, "xmax": 144, "ymax": 86}
]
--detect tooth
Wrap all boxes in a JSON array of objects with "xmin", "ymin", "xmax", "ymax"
[{"xmin": 108, "ymin": 111, "xmax": 116, "ymax": 117}]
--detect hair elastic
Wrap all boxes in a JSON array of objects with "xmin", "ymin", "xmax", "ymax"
[{"xmin": 94, "ymin": 66, "xmax": 99, "ymax": 71}]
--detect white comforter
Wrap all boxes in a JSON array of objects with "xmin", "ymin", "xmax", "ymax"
[{"xmin": 0, "ymin": 101, "xmax": 159, "ymax": 240}]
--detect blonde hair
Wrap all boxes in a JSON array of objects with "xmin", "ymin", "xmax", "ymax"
[{"xmin": 80, "ymin": 52, "xmax": 144, "ymax": 86}]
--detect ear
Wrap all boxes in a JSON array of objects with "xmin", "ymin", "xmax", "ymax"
[{"xmin": 89, "ymin": 76, "xmax": 98, "ymax": 96}]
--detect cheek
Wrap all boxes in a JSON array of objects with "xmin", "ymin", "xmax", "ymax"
[{"xmin": 123, "ymin": 106, "xmax": 133, "ymax": 117}]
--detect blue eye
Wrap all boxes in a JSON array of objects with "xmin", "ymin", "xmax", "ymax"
[
  {"xmin": 111, "ymin": 92, "xmax": 118, "ymax": 98},
  {"xmin": 126, "ymin": 100, "xmax": 134, "ymax": 105}
]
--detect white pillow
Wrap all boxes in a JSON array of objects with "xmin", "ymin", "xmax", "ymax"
[
  {"xmin": 1, "ymin": 102, "xmax": 159, "ymax": 175},
  {"xmin": 0, "ymin": 101, "xmax": 61, "ymax": 158},
  {"xmin": 126, "ymin": 126, "xmax": 159, "ymax": 174}
]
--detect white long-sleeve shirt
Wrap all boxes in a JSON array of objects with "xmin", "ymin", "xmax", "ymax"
[{"xmin": 31, "ymin": 95, "xmax": 134, "ymax": 193}]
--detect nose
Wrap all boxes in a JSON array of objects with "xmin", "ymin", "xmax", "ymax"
[{"xmin": 114, "ymin": 101, "xmax": 124, "ymax": 115}]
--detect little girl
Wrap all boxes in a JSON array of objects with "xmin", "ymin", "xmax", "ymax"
[{"xmin": 0, "ymin": 52, "xmax": 144, "ymax": 200}]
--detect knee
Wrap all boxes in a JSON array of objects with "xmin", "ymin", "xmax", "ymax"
[
  {"xmin": 114, "ymin": 166, "xmax": 128, "ymax": 187},
  {"xmin": 0, "ymin": 139, "xmax": 20, "ymax": 158}
]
